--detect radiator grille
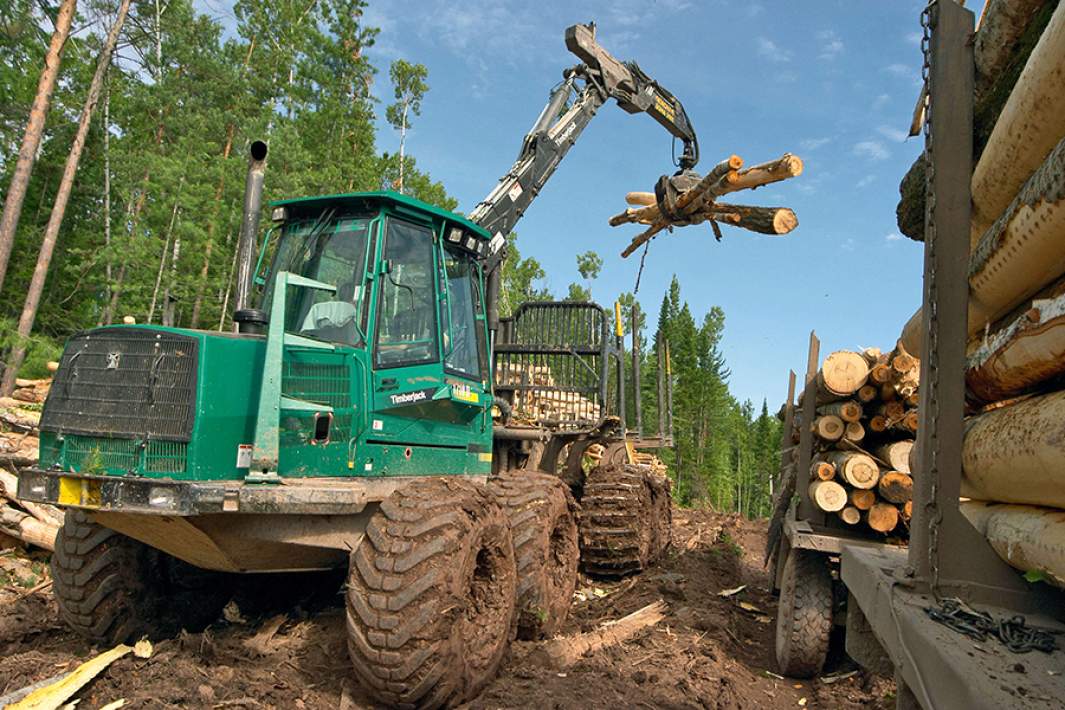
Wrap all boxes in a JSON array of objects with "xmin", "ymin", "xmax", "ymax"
[
  {"xmin": 41, "ymin": 328, "xmax": 198, "ymax": 442},
  {"xmin": 282, "ymin": 359, "xmax": 352, "ymax": 441}
]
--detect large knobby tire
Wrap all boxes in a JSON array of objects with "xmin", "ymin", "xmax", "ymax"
[
  {"xmin": 346, "ymin": 478, "xmax": 517, "ymax": 709},
  {"xmin": 490, "ymin": 472, "xmax": 579, "ymax": 639},
  {"xmin": 774, "ymin": 548, "xmax": 833, "ymax": 678},
  {"xmin": 51, "ymin": 510, "xmax": 231, "ymax": 644},
  {"xmin": 579, "ymin": 463, "xmax": 672, "ymax": 578}
]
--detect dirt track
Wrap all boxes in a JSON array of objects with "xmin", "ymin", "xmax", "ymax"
[{"xmin": 0, "ymin": 510, "xmax": 895, "ymax": 709}]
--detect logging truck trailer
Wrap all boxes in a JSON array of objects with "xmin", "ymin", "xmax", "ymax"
[
  {"xmin": 14, "ymin": 22, "xmax": 686, "ymax": 709},
  {"xmin": 780, "ymin": 5, "xmax": 1065, "ymax": 706},
  {"xmin": 765, "ymin": 333, "xmax": 907, "ymax": 679}
]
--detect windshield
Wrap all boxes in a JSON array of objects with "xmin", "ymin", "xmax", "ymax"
[{"xmin": 262, "ymin": 214, "xmax": 373, "ymax": 346}]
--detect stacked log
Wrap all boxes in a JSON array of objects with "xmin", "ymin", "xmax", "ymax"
[
  {"xmin": 0, "ymin": 372, "xmax": 60, "ymax": 550},
  {"xmin": 494, "ymin": 363, "xmax": 602, "ymax": 425},
  {"xmin": 800, "ymin": 345, "xmax": 918, "ymax": 536}
]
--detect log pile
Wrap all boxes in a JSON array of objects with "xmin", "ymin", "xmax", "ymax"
[
  {"xmin": 608, "ymin": 153, "xmax": 802, "ymax": 258},
  {"xmin": 494, "ymin": 364, "xmax": 602, "ymax": 425},
  {"xmin": 795, "ymin": 345, "xmax": 919, "ymax": 537},
  {"xmin": 0, "ymin": 373, "xmax": 61, "ymax": 551},
  {"xmin": 889, "ymin": 1, "xmax": 1065, "ymax": 590}
]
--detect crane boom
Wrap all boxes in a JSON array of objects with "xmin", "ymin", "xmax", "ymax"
[{"xmin": 470, "ymin": 23, "xmax": 699, "ymax": 252}]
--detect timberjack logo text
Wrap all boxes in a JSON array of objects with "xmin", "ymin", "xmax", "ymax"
[{"xmin": 389, "ymin": 390, "xmax": 429, "ymax": 406}]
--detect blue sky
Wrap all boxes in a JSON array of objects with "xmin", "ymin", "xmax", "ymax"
[{"xmin": 202, "ymin": 0, "xmax": 949, "ymax": 407}]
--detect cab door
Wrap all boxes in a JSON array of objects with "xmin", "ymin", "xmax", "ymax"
[{"xmin": 365, "ymin": 217, "xmax": 489, "ymax": 476}]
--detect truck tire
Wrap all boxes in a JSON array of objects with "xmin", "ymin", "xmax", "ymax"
[
  {"xmin": 579, "ymin": 463, "xmax": 672, "ymax": 578},
  {"xmin": 51, "ymin": 510, "xmax": 230, "ymax": 644},
  {"xmin": 490, "ymin": 472, "xmax": 579, "ymax": 639},
  {"xmin": 346, "ymin": 478, "xmax": 517, "ymax": 709},
  {"xmin": 774, "ymin": 548, "xmax": 833, "ymax": 678}
]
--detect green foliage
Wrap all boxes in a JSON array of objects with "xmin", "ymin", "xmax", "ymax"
[
  {"xmin": 498, "ymin": 232, "xmax": 551, "ymax": 316},
  {"xmin": 0, "ymin": 0, "xmax": 457, "ymax": 337},
  {"xmin": 386, "ymin": 59, "xmax": 429, "ymax": 132},
  {"xmin": 632, "ymin": 276, "xmax": 780, "ymax": 518}
]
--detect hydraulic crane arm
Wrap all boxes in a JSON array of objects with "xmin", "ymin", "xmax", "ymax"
[{"xmin": 469, "ymin": 22, "xmax": 699, "ymax": 252}]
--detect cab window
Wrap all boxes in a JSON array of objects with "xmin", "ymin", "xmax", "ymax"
[
  {"xmin": 263, "ymin": 214, "xmax": 371, "ymax": 346},
  {"xmin": 443, "ymin": 249, "xmax": 486, "ymax": 380},
  {"xmin": 375, "ymin": 219, "xmax": 438, "ymax": 368}
]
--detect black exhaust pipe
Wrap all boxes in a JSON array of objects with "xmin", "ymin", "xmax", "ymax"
[{"xmin": 234, "ymin": 140, "xmax": 268, "ymax": 334}]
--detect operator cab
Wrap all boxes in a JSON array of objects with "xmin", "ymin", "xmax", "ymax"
[{"xmin": 255, "ymin": 191, "xmax": 494, "ymax": 478}]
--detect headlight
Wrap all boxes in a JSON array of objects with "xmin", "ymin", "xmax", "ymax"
[
  {"xmin": 447, "ymin": 227, "xmax": 463, "ymax": 243},
  {"xmin": 24, "ymin": 474, "xmax": 47, "ymax": 498},
  {"xmin": 148, "ymin": 486, "xmax": 176, "ymax": 509},
  {"xmin": 271, "ymin": 206, "xmax": 288, "ymax": 222}
]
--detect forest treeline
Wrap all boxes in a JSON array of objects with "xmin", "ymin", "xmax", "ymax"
[{"xmin": 0, "ymin": 0, "xmax": 778, "ymax": 515}]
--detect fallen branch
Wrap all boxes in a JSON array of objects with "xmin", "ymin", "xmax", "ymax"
[
  {"xmin": 529, "ymin": 600, "xmax": 667, "ymax": 669},
  {"xmin": 0, "ymin": 505, "xmax": 59, "ymax": 551}
]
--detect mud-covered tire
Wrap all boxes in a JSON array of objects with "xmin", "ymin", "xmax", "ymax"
[
  {"xmin": 579, "ymin": 463, "xmax": 672, "ymax": 578},
  {"xmin": 774, "ymin": 548, "xmax": 832, "ymax": 678},
  {"xmin": 490, "ymin": 472, "xmax": 579, "ymax": 639},
  {"xmin": 51, "ymin": 510, "xmax": 231, "ymax": 645},
  {"xmin": 346, "ymin": 478, "xmax": 517, "ymax": 709}
]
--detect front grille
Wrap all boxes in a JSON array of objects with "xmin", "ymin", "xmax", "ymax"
[
  {"xmin": 282, "ymin": 358, "xmax": 352, "ymax": 440},
  {"xmin": 41, "ymin": 328, "xmax": 198, "ymax": 442}
]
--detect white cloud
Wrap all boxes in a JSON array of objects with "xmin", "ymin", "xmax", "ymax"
[
  {"xmin": 905, "ymin": 31, "xmax": 923, "ymax": 45},
  {"xmin": 853, "ymin": 140, "xmax": 890, "ymax": 161},
  {"xmin": 876, "ymin": 125, "xmax": 909, "ymax": 142},
  {"xmin": 872, "ymin": 93, "xmax": 891, "ymax": 110},
  {"xmin": 800, "ymin": 137, "xmax": 830, "ymax": 151},
  {"xmin": 857, "ymin": 175, "xmax": 876, "ymax": 188},
  {"xmin": 757, "ymin": 37, "xmax": 792, "ymax": 63},
  {"xmin": 817, "ymin": 30, "xmax": 844, "ymax": 60},
  {"xmin": 886, "ymin": 232, "xmax": 904, "ymax": 242},
  {"xmin": 884, "ymin": 63, "xmax": 912, "ymax": 76},
  {"xmin": 841, "ymin": 238, "xmax": 856, "ymax": 252}
]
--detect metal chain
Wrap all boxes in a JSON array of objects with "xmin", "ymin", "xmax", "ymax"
[
  {"xmin": 920, "ymin": 3, "xmax": 943, "ymax": 597},
  {"xmin": 925, "ymin": 599, "xmax": 1058, "ymax": 654}
]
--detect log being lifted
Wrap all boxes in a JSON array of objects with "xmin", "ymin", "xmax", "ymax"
[
  {"xmin": 876, "ymin": 441, "xmax": 913, "ymax": 474},
  {"xmin": 824, "ymin": 451, "xmax": 879, "ymax": 490},
  {"xmin": 961, "ymin": 388, "xmax": 1065, "ymax": 508},
  {"xmin": 966, "ymin": 291, "xmax": 1065, "ymax": 405},
  {"xmin": 961, "ymin": 500, "xmax": 1065, "ymax": 589},
  {"xmin": 809, "ymin": 480, "xmax": 847, "ymax": 512},
  {"xmin": 901, "ymin": 134, "xmax": 1065, "ymax": 354},
  {"xmin": 816, "ymin": 351, "xmax": 870, "ymax": 403},
  {"xmin": 970, "ymin": 1, "xmax": 1065, "ymax": 246}
]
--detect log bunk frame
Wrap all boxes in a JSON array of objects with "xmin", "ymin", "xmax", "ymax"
[{"xmin": 839, "ymin": 3, "xmax": 1065, "ymax": 708}]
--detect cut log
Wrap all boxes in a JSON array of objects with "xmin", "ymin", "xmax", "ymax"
[
  {"xmin": 876, "ymin": 441, "xmax": 914, "ymax": 474},
  {"xmin": 857, "ymin": 385, "xmax": 878, "ymax": 403},
  {"xmin": 867, "ymin": 502, "xmax": 900, "ymax": 534},
  {"xmin": 860, "ymin": 348, "xmax": 882, "ymax": 366},
  {"xmin": 0, "ymin": 504, "xmax": 57, "ymax": 550},
  {"xmin": 975, "ymin": 0, "xmax": 1048, "ymax": 103},
  {"xmin": 878, "ymin": 383, "xmax": 897, "ymax": 401},
  {"xmin": 850, "ymin": 489, "xmax": 876, "ymax": 511},
  {"xmin": 902, "ymin": 500, "xmax": 913, "ymax": 522},
  {"xmin": 530, "ymin": 600, "xmax": 667, "ymax": 669},
  {"xmin": 869, "ymin": 364, "xmax": 893, "ymax": 385},
  {"xmin": 706, "ymin": 203, "xmax": 797, "ymax": 235},
  {"xmin": 966, "ymin": 292, "xmax": 1065, "ymax": 405},
  {"xmin": 868, "ymin": 415, "xmax": 888, "ymax": 433},
  {"xmin": 962, "ymin": 388, "xmax": 1065, "ymax": 508},
  {"xmin": 817, "ymin": 400, "xmax": 862, "ymax": 423},
  {"xmin": 843, "ymin": 421, "xmax": 865, "ymax": 443},
  {"xmin": 816, "ymin": 351, "xmax": 870, "ymax": 402},
  {"xmin": 970, "ymin": 1, "xmax": 1065, "ymax": 246},
  {"xmin": 824, "ymin": 451, "xmax": 879, "ymax": 490},
  {"xmin": 902, "ymin": 411, "xmax": 919, "ymax": 433},
  {"xmin": 838, "ymin": 506, "xmax": 861, "ymax": 526},
  {"xmin": 812, "ymin": 415, "xmax": 844, "ymax": 442},
  {"xmin": 961, "ymin": 500, "xmax": 1065, "ymax": 589},
  {"xmin": 810, "ymin": 460, "xmax": 836, "ymax": 482},
  {"xmin": 878, "ymin": 401, "xmax": 905, "ymax": 421},
  {"xmin": 891, "ymin": 344, "xmax": 917, "ymax": 374},
  {"xmin": 625, "ymin": 191, "xmax": 656, "ymax": 206},
  {"xmin": 808, "ymin": 480, "xmax": 847, "ymax": 513},
  {"xmin": 878, "ymin": 471, "xmax": 914, "ymax": 504},
  {"xmin": 901, "ymin": 135, "xmax": 1065, "ymax": 354},
  {"xmin": 722, "ymin": 154, "xmax": 803, "ymax": 195}
]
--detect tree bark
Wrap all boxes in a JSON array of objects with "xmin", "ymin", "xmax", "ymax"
[
  {"xmin": 0, "ymin": 0, "xmax": 132, "ymax": 396},
  {"xmin": 710, "ymin": 204, "xmax": 797, "ymax": 235},
  {"xmin": 0, "ymin": 0, "xmax": 78, "ymax": 296},
  {"xmin": 817, "ymin": 400, "xmax": 861, "ymax": 423},
  {"xmin": 530, "ymin": 601, "xmax": 667, "ymax": 669}
]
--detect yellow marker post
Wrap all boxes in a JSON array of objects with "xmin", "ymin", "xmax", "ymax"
[{"xmin": 614, "ymin": 301, "xmax": 624, "ymax": 337}]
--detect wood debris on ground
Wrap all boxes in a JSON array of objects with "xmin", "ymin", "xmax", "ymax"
[{"xmin": 1, "ymin": 368, "xmax": 61, "ymax": 552}]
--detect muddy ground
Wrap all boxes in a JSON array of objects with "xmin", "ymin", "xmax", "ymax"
[{"xmin": 0, "ymin": 510, "xmax": 895, "ymax": 709}]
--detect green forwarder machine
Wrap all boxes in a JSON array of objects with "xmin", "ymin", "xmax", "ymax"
[{"xmin": 18, "ymin": 24, "xmax": 690, "ymax": 708}]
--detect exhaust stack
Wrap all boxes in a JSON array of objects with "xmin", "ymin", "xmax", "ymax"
[{"xmin": 233, "ymin": 140, "xmax": 268, "ymax": 333}]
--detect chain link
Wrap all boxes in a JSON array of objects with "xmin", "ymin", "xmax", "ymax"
[{"xmin": 920, "ymin": 3, "xmax": 943, "ymax": 597}]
